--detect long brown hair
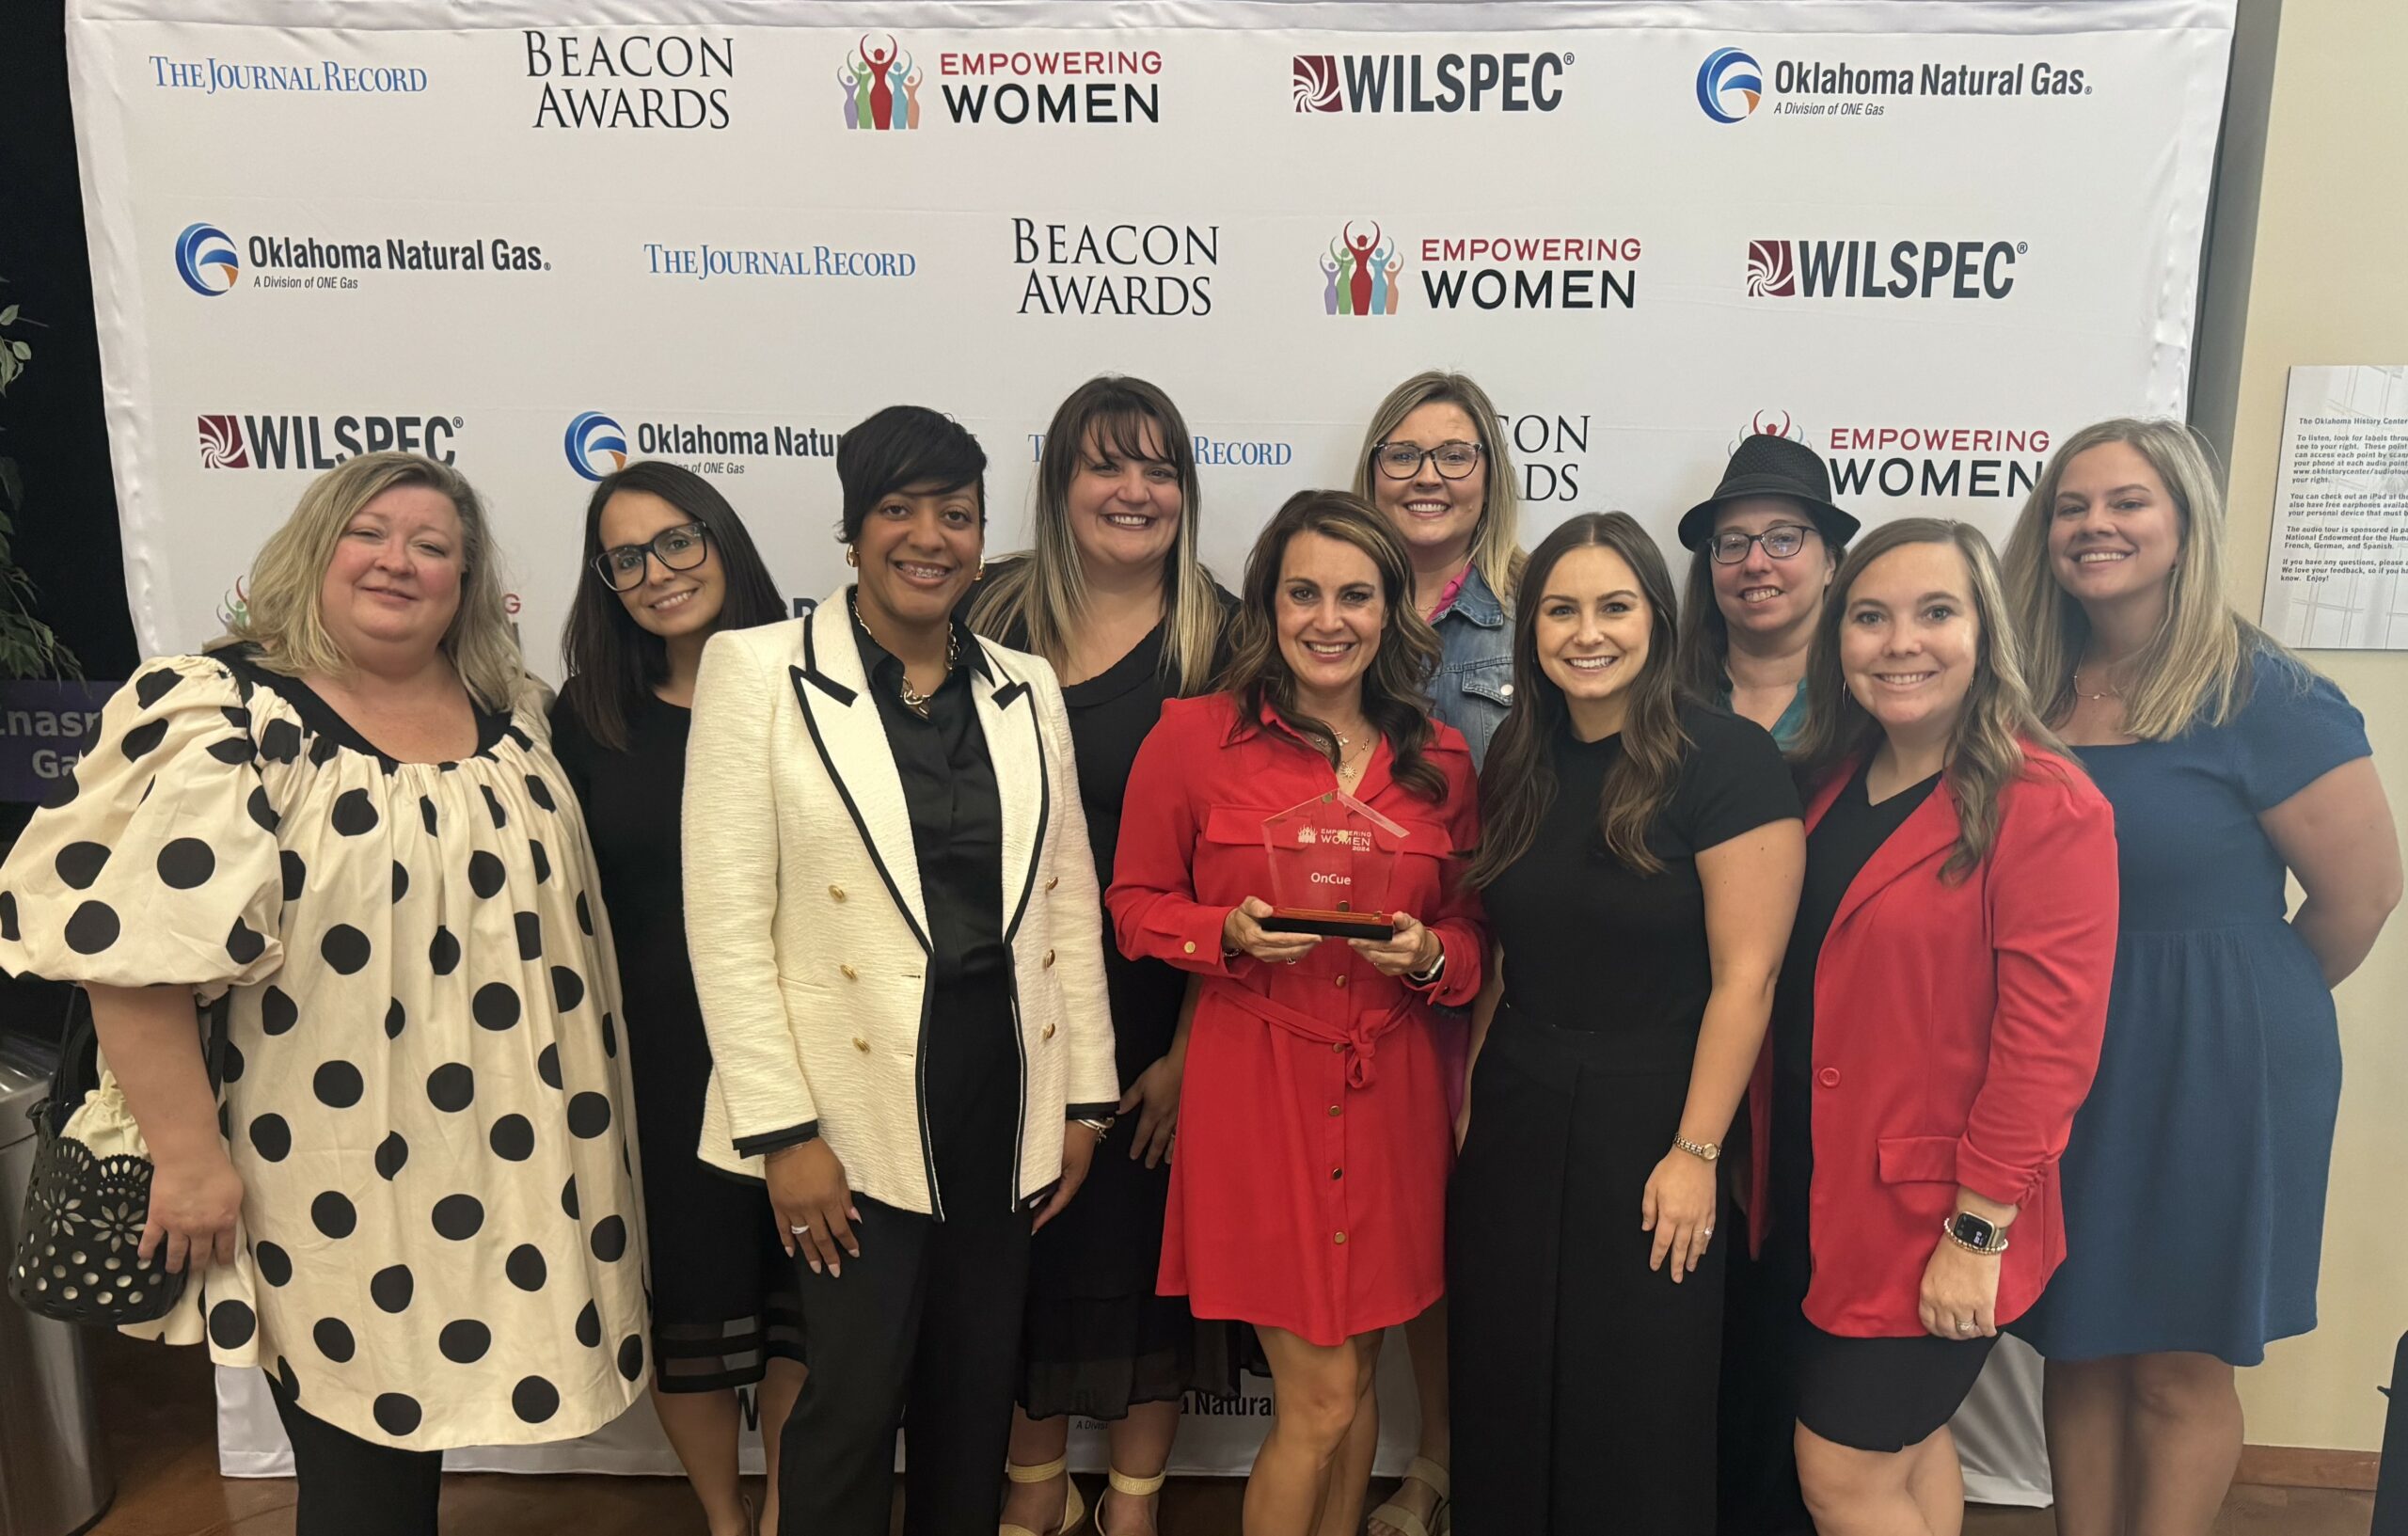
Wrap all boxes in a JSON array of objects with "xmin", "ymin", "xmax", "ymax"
[
  {"xmin": 1470, "ymin": 513, "xmax": 1687, "ymax": 883},
  {"xmin": 1221, "ymin": 490, "xmax": 1446, "ymax": 801},
  {"xmin": 1793, "ymin": 518, "xmax": 2071, "ymax": 881},
  {"xmin": 969, "ymin": 374, "xmax": 1223, "ymax": 694}
]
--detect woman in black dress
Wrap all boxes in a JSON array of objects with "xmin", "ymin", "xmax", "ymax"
[
  {"xmin": 1450, "ymin": 513, "xmax": 1803, "ymax": 1535},
  {"xmin": 550, "ymin": 461, "xmax": 793, "ymax": 1536},
  {"xmin": 968, "ymin": 375, "xmax": 1234, "ymax": 1536}
]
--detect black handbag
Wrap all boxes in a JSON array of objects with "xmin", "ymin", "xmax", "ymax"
[{"xmin": 8, "ymin": 989, "xmax": 229, "ymax": 1325}]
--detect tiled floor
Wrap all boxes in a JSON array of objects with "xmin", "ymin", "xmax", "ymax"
[{"xmin": 75, "ymin": 1330, "xmax": 2375, "ymax": 1534}]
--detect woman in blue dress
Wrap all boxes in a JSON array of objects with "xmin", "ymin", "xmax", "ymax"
[{"xmin": 2004, "ymin": 419, "xmax": 2400, "ymax": 1536}]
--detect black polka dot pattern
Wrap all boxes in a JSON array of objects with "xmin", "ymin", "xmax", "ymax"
[
  {"xmin": 390, "ymin": 862, "xmax": 408, "ymax": 903},
  {"xmin": 384, "ymin": 998, "xmax": 406, "ymax": 1039},
  {"xmin": 281, "ymin": 849, "xmax": 307, "ymax": 903},
  {"xmin": 120, "ymin": 718, "xmax": 169, "ymax": 762},
  {"xmin": 420, "ymin": 796, "xmax": 438, "ymax": 835},
  {"xmin": 261, "ymin": 986, "xmax": 298, "ymax": 1036},
  {"xmin": 246, "ymin": 785, "xmax": 278, "ymax": 833},
  {"xmin": 483, "ymin": 784, "xmax": 509, "ymax": 829},
  {"xmin": 432, "ymin": 1194, "xmax": 484, "ymax": 1241},
  {"xmin": 0, "ymin": 891, "xmax": 16, "ymax": 942},
  {"xmin": 526, "ymin": 775, "xmax": 557, "ymax": 812},
  {"xmin": 157, "ymin": 838, "xmax": 215, "ymax": 889},
  {"xmin": 601, "ymin": 1012, "xmax": 619, "ymax": 1059},
  {"xmin": 575, "ymin": 1302, "xmax": 601, "ymax": 1348},
  {"xmin": 314, "ymin": 1318, "xmax": 356, "ymax": 1363},
  {"xmin": 561, "ymin": 1178, "xmax": 579, "ymax": 1221},
  {"xmin": 372, "ymin": 1394, "xmax": 421, "ymax": 1436},
  {"xmin": 218, "ymin": 1038, "xmax": 246, "ymax": 1084},
  {"xmin": 312, "ymin": 1061, "xmax": 364, "ymax": 1109},
  {"xmin": 439, "ymin": 1320, "xmax": 492, "ymax": 1364},
  {"xmin": 331, "ymin": 787, "xmax": 379, "ymax": 835},
  {"xmin": 550, "ymin": 966, "xmax": 584, "ymax": 1012},
  {"xmin": 515, "ymin": 911, "xmax": 543, "ymax": 960},
  {"xmin": 254, "ymin": 1241, "xmax": 293, "ymax": 1287},
  {"xmin": 371, "ymin": 1264, "xmax": 415, "ymax": 1313},
  {"xmin": 226, "ymin": 918, "xmax": 265, "ymax": 966},
  {"xmin": 426, "ymin": 1063, "xmax": 473, "ymax": 1113},
  {"xmin": 472, "ymin": 983, "xmax": 521, "ymax": 1032},
  {"xmin": 468, "ymin": 850, "xmax": 506, "ymax": 898},
  {"xmin": 134, "ymin": 668, "xmax": 182, "ymax": 709},
  {"xmin": 536, "ymin": 1044, "xmax": 562, "ymax": 1090},
  {"xmin": 567, "ymin": 1093, "xmax": 612, "ymax": 1139},
  {"xmin": 375, "ymin": 1132, "xmax": 410, "ymax": 1180},
  {"xmin": 66, "ymin": 901, "xmax": 120, "ymax": 955},
  {"xmin": 319, "ymin": 925, "xmax": 371, "ymax": 975},
  {"xmin": 529, "ymin": 840, "xmax": 552, "ymax": 884},
  {"xmin": 429, "ymin": 926, "xmax": 460, "ymax": 974},
  {"xmin": 576, "ymin": 891, "xmax": 594, "ymax": 936},
  {"xmin": 41, "ymin": 768, "xmax": 80, "ymax": 811},
  {"xmin": 616, "ymin": 1336, "xmax": 645, "ymax": 1383},
  {"xmin": 209, "ymin": 1299, "xmax": 257, "ymax": 1349},
  {"xmin": 206, "ymin": 735, "xmax": 255, "ymax": 767},
  {"xmin": 512, "ymin": 1376, "xmax": 561, "ymax": 1424},
  {"xmin": 310, "ymin": 1191, "xmax": 357, "ymax": 1240},
  {"xmin": 590, "ymin": 1215, "xmax": 628, "ymax": 1262},
  {"xmin": 488, "ymin": 1115, "xmax": 535, "ymax": 1162},
  {"xmin": 506, "ymin": 1244, "xmax": 547, "ymax": 1291},
  {"xmin": 55, "ymin": 842, "xmax": 110, "ymax": 889},
  {"xmin": 259, "ymin": 719, "xmax": 302, "ymax": 763},
  {"xmin": 248, "ymin": 1114, "xmax": 292, "ymax": 1162}
]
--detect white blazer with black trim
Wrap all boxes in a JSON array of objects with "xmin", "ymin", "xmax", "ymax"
[{"xmin": 681, "ymin": 594, "xmax": 1118, "ymax": 1217}]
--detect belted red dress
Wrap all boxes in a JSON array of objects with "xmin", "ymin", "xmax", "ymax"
[{"xmin": 1106, "ymin": 694, "xmax": 1485, "ymax": 1346}]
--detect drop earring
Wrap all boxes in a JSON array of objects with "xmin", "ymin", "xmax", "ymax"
[{"xmin": 845, "ymin": 547, "xmax": 860, "ymax": 567}]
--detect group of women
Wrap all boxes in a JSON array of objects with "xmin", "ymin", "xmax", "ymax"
[{"xmin": 0, "ymin": 369, "xmax": 2393, "ymax": 1536}]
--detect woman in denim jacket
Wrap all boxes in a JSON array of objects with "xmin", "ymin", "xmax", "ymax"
[{"xmin": 1344, "ymin": 369, "xmax": 1527, "ymax": 1536}]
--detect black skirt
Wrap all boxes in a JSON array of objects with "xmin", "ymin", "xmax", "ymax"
[
  {"xmin": 1795, "ymin": 1324, "xmax": 1998, "ymax": 1453},
  {"xmin": 1448, "ymin": 1006, "xmax": 1727, "ymax": 1536}
]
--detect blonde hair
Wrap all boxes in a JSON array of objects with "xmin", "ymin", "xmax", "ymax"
[
  {"xmin": 216, "ymin": 451, "xmax": 524, "ymax": 710},
  {"xmin": 1352, "ymin": 371, "xmax": 1527, "ymax": 598},
  {"xmin": 1794, "ymin": 518, "xmax": 2073, "ymax": 881},
  {"xmin": 2003, "ymin": 417, "xmax": 2276, "ymax": 739},
  {"xmin": 970, "ymin": 375, "xmax": 1223, "ymax": 694}
]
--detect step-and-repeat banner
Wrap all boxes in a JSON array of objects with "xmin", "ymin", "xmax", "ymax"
[{"xmin": 68, "ymin": 0, "xmax": 2232, "ymax": 1496}]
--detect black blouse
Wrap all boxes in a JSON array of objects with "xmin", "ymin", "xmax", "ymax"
[{"xmin": 1481, "ymin": 701, "xmax": 1799, "ymax": 1070}]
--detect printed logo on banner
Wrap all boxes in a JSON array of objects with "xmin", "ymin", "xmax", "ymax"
[
  {"xmin": 1696, "ymin": 48, "xmax": 1763, "ymax": 123},
  {"xmin": 642, "ymin": 240, "xmax": 916, "ymax": 282},
  {"xmin": 1699, "ymin": 46, "xmax": 2090, "ymax": 122},
  {"xmin": 1761, "ymin": 413, "xmax": 2051, "ymax": 500},
  {"xmin": 1747, "ymin": 239, "xmax": 2025, "ymax": 300},
  {"xmin": 1013, "ymin": 220, "xmax": 1214, "ymax": 316},
  {"xmin": 149, "ymin": 55, "xmax": 429, "ymax": 97},
  {"xmin": 1321, "ymin": 226, "xmax": 1643, "ymax": 315},
  {"xmin": 175, "ymin": 224, "xmax": 241, "ymax": 296},
  {"xmin": 172, "ymin": 225, "xmax": 549, "ymax": 295},
  {"xmin": 199, "ymin": 413, "xmax": 462, "ymax": 468},
  {"xmin": 1323, "ymin": 223, "xmax": 1402, "ymax": 316},
  {"xmin": 524, "ymin": 30, "xmax": 735, "ymax": 129},
  {"xmin": 842, "ymin": 40, "xmax": 1164, "ymax": 128},
  {"xmin": 1498, "ymin": 408, "xmax": 1593, "ymax": 503},
  {"xmin": 565, "ymin": 413, "xmax": 628, "ymax": 482},
  {"xmin": 1027, "ymin": 428, "xmax": 1294, "ymax": 467},
  {"xmin": 568, "ymin": 411, "xmax": 840, "ymax": 480},
  {"xmin": 1288, "ymin": 48, "xmax": 1571, "ymax": 113},
  {"xmin": 1737, "ymin": 409, "xmax": 1802, "ymax": 448}
]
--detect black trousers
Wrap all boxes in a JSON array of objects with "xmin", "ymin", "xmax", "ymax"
[
  {"xmin": 266, "ymin": 1370, "xmax": 443, "ymax": 1536},
  {"xmin": 777, "ymin": 980, "xmax": 1035, "ymax": 1536}
]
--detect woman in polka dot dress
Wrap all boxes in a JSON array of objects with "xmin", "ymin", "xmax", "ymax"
[{"xmin": 0, "ymin": 452, "xmax": 647, "ymax": 1536}]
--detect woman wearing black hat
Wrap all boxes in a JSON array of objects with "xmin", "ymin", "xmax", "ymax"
[
  {"xmin": 1678, "ymin": 434, "xmax": 1860, "ymax": 1536},
  {"xmin": 1672, "ymin": 433, "xmax": 1860, "ymax": 750}
]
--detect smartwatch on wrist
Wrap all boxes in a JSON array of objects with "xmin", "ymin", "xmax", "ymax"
[{"xmin": 1942, "ymin": 1211, "xmax": 2009, "ymax": 1256}]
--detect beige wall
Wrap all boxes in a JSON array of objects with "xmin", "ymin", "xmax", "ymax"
[{"xmin": 2218, "ymin": 0, "xmax": 2408, "ymax": 1454}]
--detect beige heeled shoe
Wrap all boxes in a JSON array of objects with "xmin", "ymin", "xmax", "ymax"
[
  {"xmin": 999, "ymin": 1455, "xmax": 1088, "ymax": 1536},
  {"xmin": 1365, "ymin": 1455, "xmax": 1451, "ymax": 1536},
  {"xmin": 1095, "ymin": 1466, "xmax": 1166, "ymax": 1536}
]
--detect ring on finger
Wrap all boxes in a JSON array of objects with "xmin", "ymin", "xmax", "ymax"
[{"xmin": 789, "ymin": 1222, "xmax": 810, "ymax": 1236}]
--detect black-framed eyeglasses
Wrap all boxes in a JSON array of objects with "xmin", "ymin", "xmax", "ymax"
[
  {"xmin": 1371, "ymin": 440, "xmax": 1484, "ymax": 481},
  {"xmin": 594, "ymin": 522, "xmax": 710, "ymax": 592},
  {"xmin": 1708, "ymin": 523, "xmax": 1817, "ymax": 565}
]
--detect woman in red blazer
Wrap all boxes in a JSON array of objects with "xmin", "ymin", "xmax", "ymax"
[
  {"xmin": 1108, "ymin": 490, "xmax": 1485, "ymax": 1536},
  {"xmin": 1754, "ymin": 518, "xmax": 2117, "ymax": 1535}
]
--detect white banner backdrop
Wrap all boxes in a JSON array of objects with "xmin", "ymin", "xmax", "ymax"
[{"xmin": 66, "ymin": 0, "xmax": 2233, "ymax": 1500}]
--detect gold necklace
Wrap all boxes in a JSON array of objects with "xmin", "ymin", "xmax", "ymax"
[
  {"xmin": 2071, "ymin": 665, "xmax": 2125, "ymax": 702},
  {"xmin": 851, "ymin": 596, "xmax": 959, "ymax": 718}
]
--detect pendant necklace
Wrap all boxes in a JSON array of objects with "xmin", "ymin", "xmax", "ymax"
[{"xmin": 851, "ymin": 595, "xmax": 958, "ymax": 719}]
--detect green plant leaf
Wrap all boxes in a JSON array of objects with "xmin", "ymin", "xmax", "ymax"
[
  {"xmin": 0, "ymin": 305, "xmax": 17, "ymax": 326},
  {"xmin": 7, "ymin": 341, "xmax": 27, "ymax": 360}
]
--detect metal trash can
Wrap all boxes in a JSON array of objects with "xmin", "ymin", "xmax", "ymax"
[{"xmin": 0, "ymin": 1029, "xmax": 114, "ymax": 1536}]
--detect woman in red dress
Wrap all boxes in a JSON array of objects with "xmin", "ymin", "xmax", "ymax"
[{"xmin": 1108, "ymin": 490, "xmax": 1485, "ymax": 1536}]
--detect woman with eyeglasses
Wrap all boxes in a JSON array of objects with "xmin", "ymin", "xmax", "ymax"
[
  {"xmin": 550, "ymin": 462, "xmax": 793, "ymax": 1536},
  {"xmin": 1344, "ymin": 370, "xmax": 1526, "ymax": 1536},
  {"xmin": 1672, "ymin": 434, "xmax": 1858, "ymax": 750}
]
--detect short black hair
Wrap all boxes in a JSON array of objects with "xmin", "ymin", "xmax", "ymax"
[{"xmin": 835, "ymin": 405, "xmax": 987, "ymax": 543}]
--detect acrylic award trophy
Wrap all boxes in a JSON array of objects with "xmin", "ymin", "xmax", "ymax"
[{"xmin": 1260, "ymin": 790, "xmax": 1406, "ymax": 940}]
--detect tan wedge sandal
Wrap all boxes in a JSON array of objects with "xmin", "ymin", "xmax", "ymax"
[
  {"xmin": 1365, "ymin": 1455, "xmax": 1451, "ymax": 1536},
  {"xmin": 999, "ymin": 1455, "xmax": 1088, "ymax": 1536},
  {"xmin": 1095, "ymin": 1466, "xmax": 1166, "ymax": 1536}
]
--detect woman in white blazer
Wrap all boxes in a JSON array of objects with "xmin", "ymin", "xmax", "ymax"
[{"xmin": 683, "ymin": 405, "xmax": 1117, "ymax": 1536}]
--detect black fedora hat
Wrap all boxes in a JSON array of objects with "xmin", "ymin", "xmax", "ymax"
[{"xmin": 1677, "ymin": 434, "xmax": 1861, "ymax": 553}]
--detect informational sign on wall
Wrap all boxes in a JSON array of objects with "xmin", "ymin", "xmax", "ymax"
[
  {"xmin": 65, "ymin": 0, "xmax": 2237, "ymax": 1501},
  {"xmin": 2262, "ymin": 365, "xmax": 2408, "ymax": 649}
]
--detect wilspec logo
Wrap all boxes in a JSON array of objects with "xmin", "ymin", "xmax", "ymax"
[
  {"xmin": 567, "ymin": 411, "xmax": 841, "ymax": 479},
  {"xmin": 1013, "ymin": 220, "xmax": 1215, "ymax": 317},
  {"xmin": 1291, "ymin": 49, "xmax": 1569, "ymax": 113},
  {"xmin": 1761, "ymin": 413, "xmax": 2052, "ymax": 500},
  {"xmin": 565, "ymin": 412, "xmax": 628, "ymax": 482},
  {"xmin": 1323, "ymin": 223, "xmax": 1402, "ymax": 316},
  {"xmin": 523, "ymin": 30, "xmax": 734, "ymax": 130},
  {"xmin": 851, "ymin": 40, "xmax": 1165, "ymax": 128},
  {"xmin": 176, "ymin": 223, "xmax": 241, "ymax": 295},
  {"xmin": 1747, "ymin": 239, "xmax": 2024, "ymax": 300},
  {"xmin": 199, "ymin": 413, "xmax": 462, "ymax": 469},
  {"xmin": 1696, "ymin": 48, "xmax": 1762, "ymax": 123}
]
